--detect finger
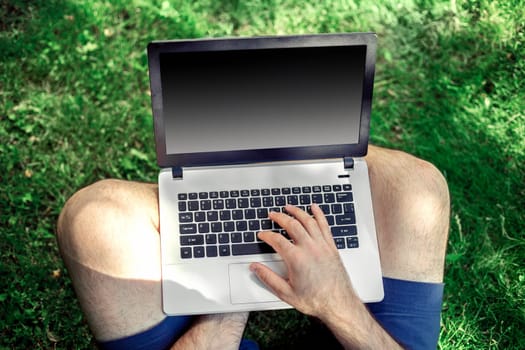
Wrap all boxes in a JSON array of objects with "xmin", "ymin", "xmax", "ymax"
[
  {"xmin": 257, "ymin": 230, "xmax": 295, "ymax": 259},
  {"xmin": 311, "ymin": 203, "xmax": 334, "ymax": 243},
  {"xmin": 249, "ymin": 262, "xmax": 294, "ymax": 302},
  {"xmin": 284, "ymin": 205, "xmax": 320, "ymax": 237},
  {"xmin": 268, "ymin": 211, "xmax": 309, "ymax": 242}
]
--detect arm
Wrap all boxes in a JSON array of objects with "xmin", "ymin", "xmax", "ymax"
[{"xmin": 250, "ymin": 204, "xmax": 402, "ymax": 349}]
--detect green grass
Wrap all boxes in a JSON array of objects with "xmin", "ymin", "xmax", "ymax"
[{"xmin": 1, "ymin": 0, "xmax": 524, "ymax": 348}]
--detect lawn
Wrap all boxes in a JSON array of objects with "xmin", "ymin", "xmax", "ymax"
[{"xmin": 1, "ymin": 0, "xmax": 524, "ymax": 348}]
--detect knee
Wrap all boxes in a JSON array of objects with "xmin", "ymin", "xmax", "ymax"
[
  {"xmin": 368, "ymin": 147, "xmax": 450, "ymax": 213},
  {"xmin": 56, "ymin": 179, "xmax": 130, "ymax": 254},
  {"xmin": 401, "ymin": 153, "xmax": 450, "ymax": 211}
]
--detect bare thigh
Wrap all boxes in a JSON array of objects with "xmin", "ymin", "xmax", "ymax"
[{"xmin": 57, "ymin": 180, "xmax": 166, "ymax": 341}]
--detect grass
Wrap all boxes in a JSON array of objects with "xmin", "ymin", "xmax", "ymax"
[{"xmin": 1, "ymin": 0, "xmax": 524, "ymax": 348}]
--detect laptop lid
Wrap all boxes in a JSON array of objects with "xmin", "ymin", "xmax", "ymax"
[{"xmin": 147, "ymin": 33, "xmax": 376, "ymax": 169}]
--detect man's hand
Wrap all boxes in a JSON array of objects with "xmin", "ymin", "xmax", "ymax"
[
  {"xmin": 250, "ymin": 204, "xmax": 356, "ymax": 319},
  {"xmin": 250, "ymin": 204, "xmax": 403, "ymax": 349}
]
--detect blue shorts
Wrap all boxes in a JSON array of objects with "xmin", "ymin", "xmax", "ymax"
[{"xmin": 99, "ymin": 277, "xmax": 444, "ymax": 350}]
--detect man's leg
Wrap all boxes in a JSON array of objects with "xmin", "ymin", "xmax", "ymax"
[
  {"xmin": 56, "ymin": 179, "xmax": 248, "ymax": 349},
  {"xmin": 365, "ymin": 145, "xmax": 450, "ymax": 349},
  {"xmin": 366, "ymin": 145, "xmax": 450, "ymax": 283}
]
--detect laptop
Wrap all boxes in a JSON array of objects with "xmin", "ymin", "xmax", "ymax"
[{"xmin": 147, "ymin": 33, "xmax": 384, "ymax": 315}]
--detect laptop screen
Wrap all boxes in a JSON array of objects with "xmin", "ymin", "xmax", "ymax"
[
  {"xmin": 160, "ymin": 45, "xmax": 365, "ymax": 154},
  {"xmin": 148, "ymin": 34, "xmax": 376, "ymax": 167}
]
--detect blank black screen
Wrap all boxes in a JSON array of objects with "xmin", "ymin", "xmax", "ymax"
[{"xmin": 160, "ymin": 45, "xmax": 366, "ymax": 154}]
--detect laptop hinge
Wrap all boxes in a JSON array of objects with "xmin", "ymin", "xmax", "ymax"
[
  {"xmin": 171, "ymin": 167, "xmax": 183, "ymax": 179},
  {"xmin": 344, "ymin": 157, "xmax": 355, "ymax": 170}
]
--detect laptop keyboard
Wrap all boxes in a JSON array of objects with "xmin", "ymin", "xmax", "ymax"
[{"xmin": 177, "ymin": 184, "xmax": 358, "ymax": 259}]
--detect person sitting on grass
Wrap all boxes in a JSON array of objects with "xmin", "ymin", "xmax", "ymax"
[{"xmin": 56, "ymin": 145, "xmax": 449, "ymax": 349}]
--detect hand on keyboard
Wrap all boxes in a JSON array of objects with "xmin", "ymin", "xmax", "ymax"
[{"xmin": 249, "ymin": 204, "xmax": 357, "ymax": 319}]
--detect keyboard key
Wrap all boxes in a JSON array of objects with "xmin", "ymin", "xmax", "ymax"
[
  {"xmin": 261, "ymin": 189, "xmax": 271, "ymax": 196},
  {"xmin": 322, "ymin": 185, "xmax": 332, "ymax": 192},
  {"xmin": 206, "ymin": 211, "xmax": 218, "ymax": 221},
  {"xmin": 251, "ymin": 189, "xmax": 260, "ymax": 196},
  {"xmin": 180, "ymin": 224, "xmax": 197, "ymax": 234},
  {"xmin": 226, "ymin": 199, "xmax": 237, "ymax": 209},
  {"xmin": 232, "ymin": 243, "xmax": 275, "ymax": 255},
  {"xmin": 188, "ymin": 201, "xmax": 199, "ymax": 211},
  {"xmin": 194, "ymin": 246, "xmax": 205, "ymax": 258},
  {"xmin": 250, "ymin": 197, "xmax": 262, "ymax": 207},
  {"xmin": 262, "ymin": 197, "xmax": 274, "ymax": 207},
  {"xmin": 223, "ymin": 221, "xmax": 235, "ymax": 232},
  {"xmin": 287, "ymin": 195, "xmax": 298, "ymax": 205},
  {"xmin": 236, "ymin": 221, "xmax": 247, "ymax": 231},
  {"xmin": 261, "ymin": 219, "xmax": 272, "ymax": 230},
  {"xmin": 244, "ymin": 209, "xmax": 256, "ymax": 219},
  {"xmin": 312, "ymin": 186, "xmax": 322, "ymax": 192},
  {"xmin": 220, "ymin": 210, "xmax": 231, "ymax": 221},
  {"xmin": 346, "ymin": 236, "xmax": 359, "ymax": 248},
  {"xmin": 179, "ymin": 213, "xmax": 193, "ymax": 222},
  {"xmin": 200, "ymin": 200, "xmax": 211, "ymax": 210},
  {"xmin": 195, "ymin": 212, "xmax": 206, "ymax": 222},
  {"xmin": 241, "ymin": 190, "xmax": 250, "ymax": 197},
  {"xmin": 275, "ymin": 196, "xmax": 286, "ymax": 206},
  {"xmin": 319, "ymin": 204, "xmax": 330, "ymax": 214},
  {"xmin": 213, "ymin": 199, "xmax": 224, "ymax": 210},
  {"xmin": 232, "ymin": 210, "xmax": 243, "ymax": 220},
  {"xmin": 206, "ymin": 246, "xmax": 218, "ymax": 257},
  {"xmin": 230, "ymin": 190, "xmax": 239, "ymax": 197},
  {"xmin": 300, "ymin": 195, "xmax": 311, "ymax": 205},
  {"xmin": 220, "ymin": 191, "xmax": 229, "ymax": 198},
  {"xmin": 210, "ymin": 191, "xmax": 219, "ymax": 199},
  {"xmin": 302, "ymin": 186, "xmax": 312, "ymax": 193},
  {"xmin": 336, "ymin": 213, "xmax": 356, "ymax": 225},
  {"xmin": 343, "ymin": 203, "xmax": 355, "ymax": 213},
  {"xmin": 324, "ymin": 193, "xmax": 335, "ymax": 203},
  {"xmin": 292, "ymin": 187, "xmax": 301, "ymax": 194},
  {"xmin": 219, "ymin": 245, "xmax": 231, "ymax": 256},
  {"xmin": 181, "ymin": 235, "xmax": 204, "ymax": 246},
  {"xmin": 218, "ymin": 233, "xmax": 229, "ymax": 244},
  {"xmin": 178, "ymin": 202, "xmax": 187, "ymax": 211},
  {"xmin": 238, "ymin": 198, "xmax": 249, "ymax": 208},
  {"xmin": 231, "ymin": 232, "xmax": 242, "ymax": 243},
  {"xmin": 343, "ymin": 184, "xmax": 352, "ymax": 191},
  {"xmin": 271, "ymin": 188, "xmax": 281, "ymax": 195},
  {"xmin": 178, "ymin": 193, "xmax": 187, "ymax": 200},
  {"xmin": 257, "ymin": 208, "xmax": 268, "ymax": 218},
  {"xmin": 312, "ymin": 194, "xmax": 323, "ymax": 203},
  {"xmin": 198, "ymin": 223, "xmax": 210, "ymax": 233},
  {"xmin": 206, "ymin": 234, "xmax": 217, "ymax": 244},
  {"xmin": 243, "ymin": 231, "xmax": 255, "ymax": 242},
  {"xmin": 334, "ymin": 237, "xmax": 345, "ymax": 249},
  {"xmin": 249, "ymin": 220, "xmax": 260, "ymax": 231},
  {"xmin": 336, "ymin": 192, "xmax": 353, "ymax": 202},
  {"xmin": 189, "ymin": 192, "xmax": 198, "ymax": 200},
  {"xmin": 211, "ymin": 222, "xmax": 222, "ymax": 232},
  {"xmin": 331, "ymin": 204, "xmax": 342, "ymax": 214},
  {"xmin": 332, "ymin": 225, "xmax": 357, "ymax": 236},
  {"xmin": 181, "ymin": 247, "xmax": 192, "ymax": 259},
  {"xmin": 282, "ymin": 187, "xmax": 291, "ymax": 194},
  {"xmin": 199, "ymin": 192, "xmax": 208, "ymax": 199},
  {"xmin": 333, "ymin": 185, "xmax": 342, "ymax": 191}
]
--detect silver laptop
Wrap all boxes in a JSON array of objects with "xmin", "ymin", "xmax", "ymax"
[{"xmin": 147, "ymin": 33, "xmax": 384, "ymax": 315}]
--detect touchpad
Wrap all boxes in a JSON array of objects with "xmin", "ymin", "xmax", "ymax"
[{"xmin": 229, "ymin": 261, "xmax": 287, "ymax": 304}]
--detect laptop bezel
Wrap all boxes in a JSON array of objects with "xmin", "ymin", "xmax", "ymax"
[{"xmin": 147, "ymin": 33, "xmax": 376, "ymax": 168}]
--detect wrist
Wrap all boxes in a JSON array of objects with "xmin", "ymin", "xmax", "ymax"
[{"xmin": 318, "ymin": 294, "xmax": 402, "ymax": 349}]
